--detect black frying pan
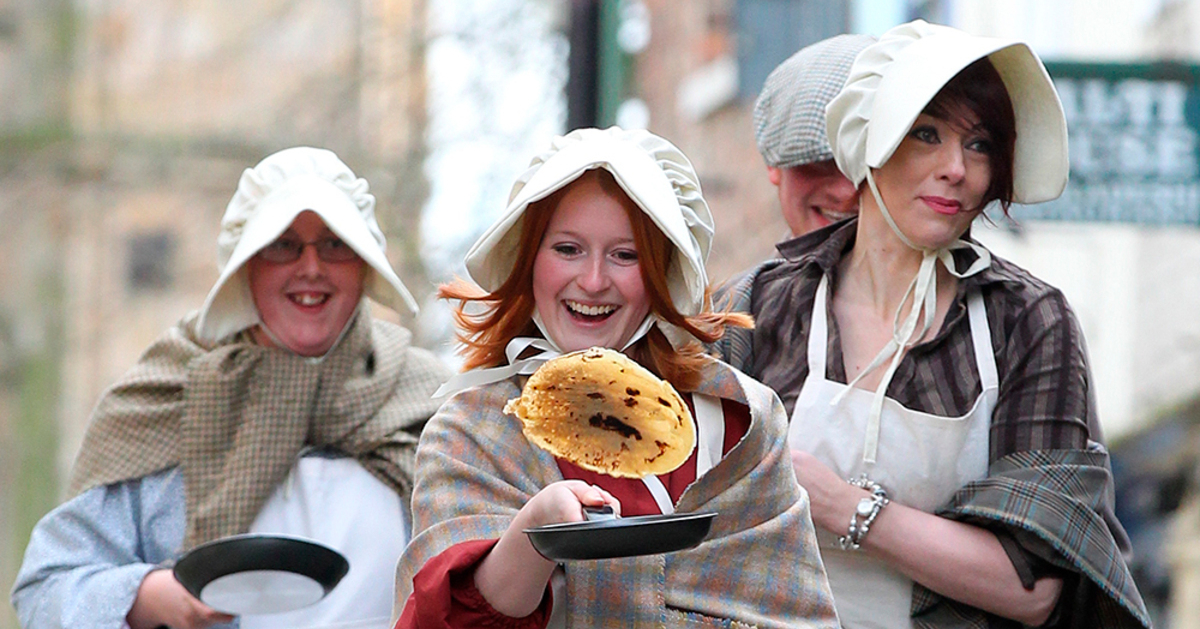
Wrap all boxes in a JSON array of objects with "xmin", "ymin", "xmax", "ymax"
[
  {"xmin": 173, "ymin": 534, "xmax": 349, "ymax": 615},
  {"xmin": 524, "ymin": 506, "xmax": 717, "ymax": 561}
]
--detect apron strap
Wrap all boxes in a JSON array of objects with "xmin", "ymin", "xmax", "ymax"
[
  {"xmin": 640, "ymin": 476, "xmax": 675, "ymax": 515},
  {"xmin": 966, "ymin": 290, "xmax": 999, "ymax": 390},
  {"xmin": 809, "ymin": 276, "xmax": 831, "ymax": 374},
  {"xmin": 548, "ymin": 568, "xmax": 567, "ymax": 628},
  {"xmin": 640, "ymin": 392, "xmax": 724, "ymax": 515},
  {"xmin": 693, "ymin": 394, "xmax": 724, "ymax": 477}
]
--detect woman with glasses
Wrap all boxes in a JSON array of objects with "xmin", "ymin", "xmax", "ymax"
[{"xmin": 12, "ymin": 147, "xmax": 451, "ymax": 629}]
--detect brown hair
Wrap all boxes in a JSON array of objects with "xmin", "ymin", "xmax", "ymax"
[
  {"xmin": 438, "ymin": 168, "xmax": 751, "ymax": 391},
  {"xmin": 925, "ymin": 56, "xmax": 1017, "ymax": 215}
]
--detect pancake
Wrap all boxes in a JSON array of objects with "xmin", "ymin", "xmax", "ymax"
[{"xmin": 504, "ymin": 347, "xmax": 696, "ymax": 478}]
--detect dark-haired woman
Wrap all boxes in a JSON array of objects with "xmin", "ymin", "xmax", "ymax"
[{"xmin": 716, "ymin": 20, "xmax": 1150, "ymax": 629}]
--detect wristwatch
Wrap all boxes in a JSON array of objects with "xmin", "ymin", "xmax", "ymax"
[{"xmin": 838, "ymin": 474, "xmax": 890, "ymax": 551}]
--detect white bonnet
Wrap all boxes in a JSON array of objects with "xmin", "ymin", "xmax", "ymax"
[
  {"xmin": 196, "ymin": 146, "xmax": 418, "ymax": 343},
  {"xmin": 464, "ymin": 127, "xmax": 713, "ymax": 316},
  {"xmin": 825, "ymin": 20, "xmax": 1069, "ymax": 204}
]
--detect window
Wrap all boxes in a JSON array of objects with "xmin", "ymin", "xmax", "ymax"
[
  {"xmin": 734, "ymin": 0, "xmax": 850, "ymax": 100},
  {"xmin": 126, "ymin": 231, "xmax": 176, "ymax": 293}
]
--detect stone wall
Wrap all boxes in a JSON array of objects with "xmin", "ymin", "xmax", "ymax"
[{"xmin": 634, "ymin": 0, "xmax": 787, "ymax": 286}]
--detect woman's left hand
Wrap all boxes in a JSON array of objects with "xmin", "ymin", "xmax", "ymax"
[
  {"xmin": 791, "ymin": 449, "xmax": 870, "ymax": 535},
  {"xmin": 792, "ymin": 449, "xmax": 1064, "ymax": 625}
]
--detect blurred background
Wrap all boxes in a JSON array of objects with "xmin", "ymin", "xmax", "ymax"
[{"xmin": 2, "ymin": 0, "xmax": 1199, "ymax": 627}]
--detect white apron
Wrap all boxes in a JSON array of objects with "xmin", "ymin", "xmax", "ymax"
[
  {"xmin": 245, "ymin": 454, "xmax": 408, "ymax": 629},
  {"xmin": 788, "ymin": 276, "xmax": 997, "ymax": 629}
]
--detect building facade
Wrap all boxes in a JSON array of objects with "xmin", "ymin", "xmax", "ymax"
[{"xmin": 0, "ymin": 3, "xmax": 429, "ymax": 626}]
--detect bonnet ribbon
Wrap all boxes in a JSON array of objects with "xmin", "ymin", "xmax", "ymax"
[
  {"xmin": 431, "ymin": 315, "xmax": 656, "ymax": 399},
  {"xmin": 832, "ymin": 169, "xmax": 991, "ymax": 464},
  {"xmin": 254, "ymin": 304, "xmax": 358, "ymax": 365}
]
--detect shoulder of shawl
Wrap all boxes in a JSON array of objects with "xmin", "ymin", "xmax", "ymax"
[
  {"xmin": 694, "ymin": 357, "xmax": 759, "ymax": 406},
  {"xmin": 432, "ymin": 379, "xmax": 520, "ymax": 430},
  {"xmin": 368, "ymin": 318, "xmax": 453, "ymax": 387},
  {"xmin": 693, "ymin": 358, "xmax": 788, "ymax": 442},
  {"xmin": 369, "ymin": 317, "xmax": 413, "ymax": 348}
]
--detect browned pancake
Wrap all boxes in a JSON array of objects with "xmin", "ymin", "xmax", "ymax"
[{"xmin": 504, "ymin": 347, "xmax": 696, "ymax": 478}]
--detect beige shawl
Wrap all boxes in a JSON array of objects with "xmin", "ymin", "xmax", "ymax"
[{"xmin": 69, "ymin": 306, "xmax": 450, "ymax": 548}]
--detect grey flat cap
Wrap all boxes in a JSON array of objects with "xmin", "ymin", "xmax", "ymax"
[{"xmin": 753, "ymin": 33, "xmax": 877, "ymax": 168}]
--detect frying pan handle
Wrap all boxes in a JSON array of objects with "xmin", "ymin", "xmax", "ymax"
[{"xmin": 582, "ymin": 505, "xmax": 616, "ymax": 521}]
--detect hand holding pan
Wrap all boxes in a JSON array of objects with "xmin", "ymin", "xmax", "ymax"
[
  {"xmin": 506, "ymin": 348, "xmax": 718, "ymax": 560},
  {"xmin": 525, "ymin": 505, "xmax": 717, "ymax": 561},
  {"xmin": 172, "ymin": 534, "xmax": 349, "ymax": 615}
]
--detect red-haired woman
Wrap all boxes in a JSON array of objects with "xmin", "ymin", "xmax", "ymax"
[{"xmin": 394, "ymin": 127, "xmax": 838, "ymax": 628}]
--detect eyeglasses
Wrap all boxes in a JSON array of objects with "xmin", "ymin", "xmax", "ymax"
[{"xmin": 256, "ymin": 236, "xmax": 361, "ymax": 264}]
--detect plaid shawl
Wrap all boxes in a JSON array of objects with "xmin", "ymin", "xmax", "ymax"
[
  {"xmin": 913, "ymin": 447, "xmax": 1151, "ymax": 628},
  {"xmin": 68, "ymin": 306, "xmax": 450, "ymax": 548},
  {"xmin": 396, "ymin": 359, "xmax": 839, "ymax": 628}
]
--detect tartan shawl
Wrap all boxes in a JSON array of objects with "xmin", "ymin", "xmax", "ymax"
[
  {"xmin": 68, "ymin": 306, "xmax": 450, "ymax": 549},
  {"xmin": 395, "ymin": 358, "xmax": 839, "ymax": 629},
  {"xmin": 913, "ymin": 447, "xmax": 1152, "ymax": 629}
]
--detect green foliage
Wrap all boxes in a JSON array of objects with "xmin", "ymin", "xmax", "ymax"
[
  {"xmin": 13, "ymin": 352, "xmax": 61, "ymax": 544},
  {"xmin": 2, "ymin": 271, "xmax": 63, "ymax": 629}
]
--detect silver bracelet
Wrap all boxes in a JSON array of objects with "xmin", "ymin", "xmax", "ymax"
[{"xmin": 837, "ymin": 474, "xmax": 889, "ymax": 551}]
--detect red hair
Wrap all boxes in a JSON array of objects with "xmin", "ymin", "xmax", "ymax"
[{"xmin": 438, "ymin": 169, "xmax": 750, "ymax": 391}]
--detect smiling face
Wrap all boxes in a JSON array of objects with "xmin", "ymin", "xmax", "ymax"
[
  {"xmin": 870, "ymin": 110, "xmax": 994, "ymax": 250},
  {"xmin": 246, "ymin": 211, "xmax": 367, "ymax": 356},
  {"xmin": 531, "ymin": 174, "xmax": 652, "ymax": 353},
  {"xmin": 768, "ymin": 159, "xmax": 859, "ymax": 237}
]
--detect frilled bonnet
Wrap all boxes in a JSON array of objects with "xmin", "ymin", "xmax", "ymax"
[
  {"xmin": 464, "ymin": 127, "xmax": 713, "ymax": 316},
  {"xmin": 196, "ymin": 147, "xmax": 418, "ymax": 343}
]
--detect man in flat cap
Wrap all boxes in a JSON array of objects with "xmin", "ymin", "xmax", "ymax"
[
  {"xmin": 753, "ymin": 33, "xmax": 875, "ymax": 238},
  {"xmin": 713, "ymin": 33, "xmax": 877, "ymax": 397}
]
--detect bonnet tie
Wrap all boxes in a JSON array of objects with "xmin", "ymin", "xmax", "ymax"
[
  {"xmin": 832, "ymin": 169, "xmax": 991, "ymax": 464},
  {"xmin": 431, "ymin": 316, "xmax": 656, "ymax": 398}
]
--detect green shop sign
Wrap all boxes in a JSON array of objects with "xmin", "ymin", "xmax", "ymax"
[{"xmin": 1018, "ymin": 61, "xmax": 1200, "ymax": 224}]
